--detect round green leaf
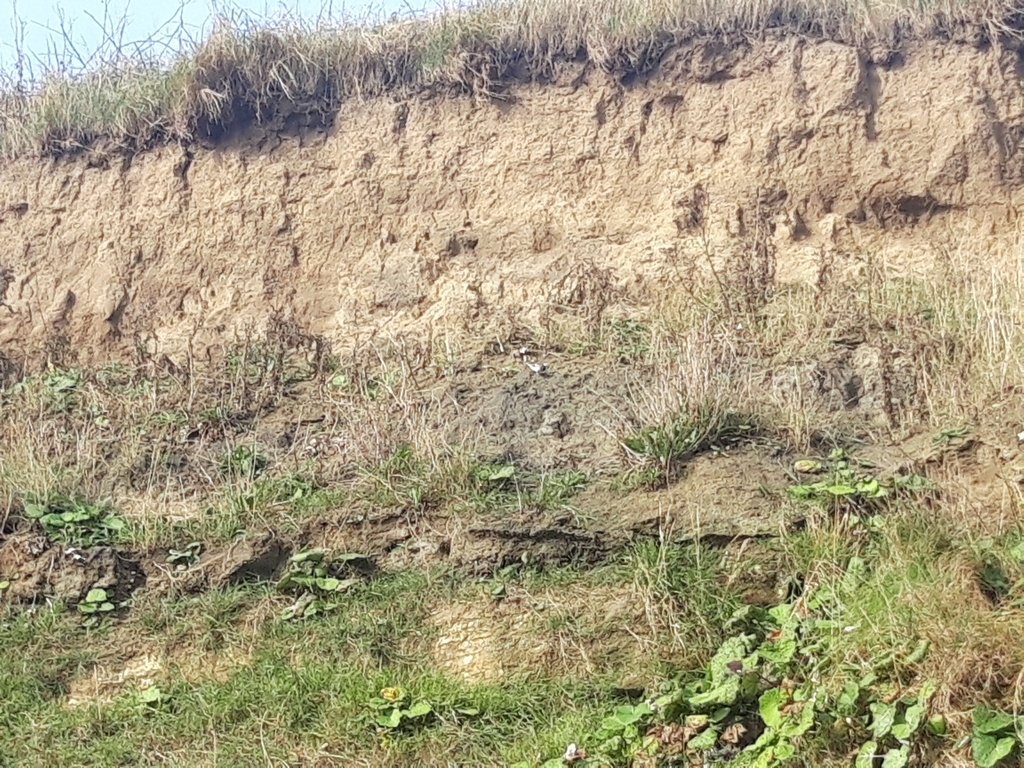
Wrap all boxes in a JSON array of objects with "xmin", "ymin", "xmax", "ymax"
[
  {"xmin": 972, "ymin": 734, "xmax": 1015, "ymax": 768},
  {"xmin": 855, "ymin": 742, "xmax": 878, "ymax": 768},
  {"xmin": 405, "ymin": 701, "xmax": 433, "ymax": 718},
  {"xmin": 775, "ymin": 741, "xmax": 796, "ymax": 760},
  {"xmin": 926, "ymin": 715, "xmax": 947, "ymax": 736},
  {"xmin": 881, "ymin": 745, "xmax": 909, "ymax": 768},
  {"xmin": 23, "ymin": 503, "xmax": 47, "ymax": 519}
]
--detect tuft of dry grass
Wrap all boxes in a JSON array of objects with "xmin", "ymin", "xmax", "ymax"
[
  {"xmin": 628, "ymin": 224, "xmax": 1024, "ymax": 452},
  {"xmin": 0, "ymin": 0, "xmax": 1020, "ymax": 157}
]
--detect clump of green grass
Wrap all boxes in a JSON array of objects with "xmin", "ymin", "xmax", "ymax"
[
  {"xmin": 354, "ymin": 444, "xmax": 591, "ymax": 517},
  {"xmin": 218, "ymin": 444, "xmax": 267, "ymax": 479},
  {"xmin": 228, "ymin": 472, "xmax": 338, "ymax": 516},
  {"xmin": 621, "ymin": 407, "xmax": 756, "ymax": 485}
]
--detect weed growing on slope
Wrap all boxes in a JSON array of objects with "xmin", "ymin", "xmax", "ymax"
[
  {"xmin": 787, "ymin": 449, "xmax": 938, "ymax": 518},
  {"xmin": 534, "ymin": 470, "xmax": 589, "ymax": 511},
  {"xmin": 357, "ymin": 444, "xmax": 435, "ymax": 511},
  {"xmin": 971, "ymin": 707, "xmax": 1022, "ymax": 767},
  {"xmin": 218, "ymin": 445, "xmax": 267, "ymax": 479},
  {"xmin": 523, "ymin": 593, "xmax": 944, "ymax": 767},
  {"xmin": 370, "ymin": 686, "xmax": 436, "ymax": 731},
  {"xmin": 228, "ymin": 472, "xmax": 336, "ymax": 515},
  {"xmin": 77, "ymin": 587, "xmax": 118, "ymax": 628},
  {"xmin": 165, "ymin": 541, "xmax": 202, "ymax": 570},
  {"xmin": 622, "ymin": 408, "xmax": 756, "ymax": 485},
  {"xmin": 276, "ymin": 550, "xmax": 374, "ymax": 620},
  {"xmin": 23, "ymin": 494, "xmax": 127, "ymax": 546},
  {"xmin": 41, "ymin": 367, "xmax": 83, "ymax": 412},
  {"xmin": 355, "ymin": 445, "xmax": 590, "ymax": 516}
]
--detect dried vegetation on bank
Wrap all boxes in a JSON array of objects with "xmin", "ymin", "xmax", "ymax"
[{"xmin": 0, "ymin": 0, "xmax": 1020, "ymax": 156}]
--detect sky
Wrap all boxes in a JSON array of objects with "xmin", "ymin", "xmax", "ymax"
[{"xmin": 0, "ymin": 0, "xmax": 430, "ymax": 76}]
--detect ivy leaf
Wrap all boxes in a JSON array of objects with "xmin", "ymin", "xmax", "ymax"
[
  {"xmin": 892, "ymin": 722, "xmax": 912, "ymax": 741},
  {"xmin": 905, "ymin": 639, "xmax": 930, "ymax": 664},
  {"xmin": 405, "ymin": 701, "xmax": 433, "ymax": 719},
  {"xmin": 881, "ymin": 745, "xmax": 909, "ymax": 768},
  {"xmin": 855, "ymin": 741, "xmax": 877, "ymax": 768},
  {"xmin": 138, "ymin": 685, "xmax": 168, "ymax": 706},
  {"xmin": 290, "ymin": 550, "xmax": 325, "ymax": 564},
  {"xmin": 870, "ymin": 701, "xmax": 897, "ymax": 740},
  {"xmin": 1009, "ymin": 540, "xmax": 1024, "ymax": 563},
  {"xmin": 856, "ymin": 478, "xmax": 881, "ymax": 496},
  {"xmin": 837, "ymin": 682, "xmax": 861, "ymax": 715},
  {"xmin": 973, "ymin": 706, "xmax": 1015, "ymax": 735},
  {"xmin": 926, "ymin": 715, "xmax": 947, "ymax": 736},
  {"xmin": 787, "ymin": 484, "xmax": 817, "ymax": 500},
  {"xmin": 760, "ymin": 636, "xmax": 797, "ymax": 664},
  {"xmin": 609, "ymin": 703, "xmax": 651, "ymax": 727},
  {"xmin": 759, "ymin": 689, "xmax": 784, "ymax": 730},
  {"xmin": 972, "ymin": 734, "xmax": 1016, "ymax": 768},
  {"xmin": 899, "ymin": 703, "xmax": 926, "ymax": 739},
  {"xmin": 780, "ymin": 699, "xmax": 816, "ymax": 739},
  {"xmin": 706, "ymin": 635, "xmax": 755, "ymax": 684},
  {"xmin": 918, "ymin": 679, "xmax": 938, "ymax": 703},
  {"xmin": 690, "ymin": 677, "xmax": 740, "ymax": 708},
  {"xmin": 376, "ymin": 708, "xmax": 403, "ymax": 729},
  {"xmin": 23, "ymin": 503, "xmax": 47, "ymax": 519},
  {"xmin": 686, "ymin": 726, "xmax": 718, "ymax": 751},
  {"xmin": 767, "ymin": 603, "xmax": 797, "ymax": 628},
  {"xmin": 774, "ymin": 741, "xmax": 796, "ymax": 760}
]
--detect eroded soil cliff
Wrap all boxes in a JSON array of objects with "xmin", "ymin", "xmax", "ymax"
[{"xmin": 2, "ymin": 37, "xmax": 1023, "ymax": 368}]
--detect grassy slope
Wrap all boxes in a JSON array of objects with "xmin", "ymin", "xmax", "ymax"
[
  {"xmin": 4, "ymin": 508, "xmax": 1024, "ymax": 765},
  {"xmin": 3, "ymin": 240, "xmax": 1024, "ymax": 765},
  {"xmin": 0, "ymin": 0, "xmax": 1017, "ymax": 157}
]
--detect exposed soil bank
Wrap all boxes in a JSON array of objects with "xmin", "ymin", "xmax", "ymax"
[{"xmin": 2, "ymin": 37, "xmax": 1024, "ymax": 366}]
